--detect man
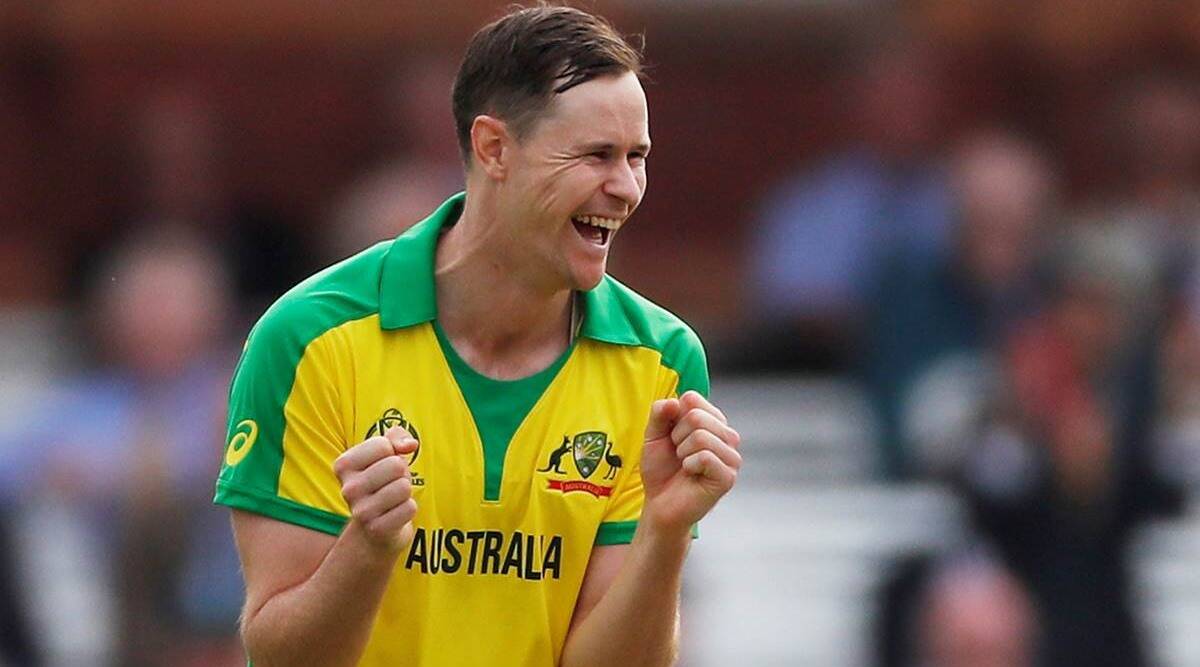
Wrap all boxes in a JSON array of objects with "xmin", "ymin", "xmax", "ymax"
[{"xmin": 214, "ymin": 6, "xmax": 741, "ymax": 667}]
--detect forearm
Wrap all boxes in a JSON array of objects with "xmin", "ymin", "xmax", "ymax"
[
  {"xmin": 560, "ymin": 522, "xmax": 691, "ymax": 667},
  {"xmin": 243, "ymin": 520, "xmax": 401, "ymax": 667}
]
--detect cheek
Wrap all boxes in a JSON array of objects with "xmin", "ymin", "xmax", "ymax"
[{"xmin": 533, "ymin": 166, "xmax": 588, "ymax": 206}]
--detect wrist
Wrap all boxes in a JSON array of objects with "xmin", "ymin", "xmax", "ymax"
[
  {"xmin": 635, "ymin": 512, "xmax": 694, "ymax": 551},
  {"xmin": 626, "ymin": 519, "xmax": 691, "ymax": 585},
  {"xmin": 640, "ymin": 498, "xmax": 702, "ymax": 539}
]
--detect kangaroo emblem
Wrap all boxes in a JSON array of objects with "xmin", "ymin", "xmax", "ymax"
[
  {"xmin": 602, "ymin": 441, "xmax": 622, "ymax": 480},
  {"xmin": 537, "ymin": 436, "xmax": 572, "ymax": 474}
]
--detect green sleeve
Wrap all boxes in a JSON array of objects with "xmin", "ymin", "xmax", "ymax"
[{"xmin": 213, "ymin": 305, "xmax": 350, "ymax": 537}]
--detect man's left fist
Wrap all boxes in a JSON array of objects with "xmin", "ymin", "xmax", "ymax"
[{"xmin": 640, "ymin": 390, "xmax": 741, "ymax": 532}]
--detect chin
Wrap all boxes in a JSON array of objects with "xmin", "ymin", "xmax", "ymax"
[
  {"xmin": 571, "ymin": 262, "xmax": 608, "ymax": 292},
  {"xmin": 576, "ymin": 275, "xmax": 605, "ymax": 291}
]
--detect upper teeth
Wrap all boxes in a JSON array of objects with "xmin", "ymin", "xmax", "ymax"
[{"xmin": 574, "ymin": 215, "xmax": 621, "ymax": 230}]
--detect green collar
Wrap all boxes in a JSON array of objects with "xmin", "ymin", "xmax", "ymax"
[
  {"xmin": 377, "ymin": 192, "xmax": 642, "ymax": 346},
  {"xmin": 377, "ymin": 193, "xmax": 457, "ymax": 329}
]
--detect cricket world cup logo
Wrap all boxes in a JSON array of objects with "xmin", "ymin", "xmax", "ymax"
[{"xmin": 366, "ymin": 407, "xmax": 424, "ymax": 486}]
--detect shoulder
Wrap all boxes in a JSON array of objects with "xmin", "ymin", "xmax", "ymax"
[
  {"xmin": 585, "ymin": 276, "xmax": 708, "ymax": 395},
  {"xmin": 244, "ymin": 241, "xmax": 390, "ymax": 358},
  {"xmin": 600, "ymin": 276, "xmax": 702, "ymax": 347}
]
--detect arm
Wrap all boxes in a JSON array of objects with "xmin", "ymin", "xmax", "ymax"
[
  {"xmin": 234, "ymin": 428, "xmax": 419, "ymax": 667},
  {"xmin": 560, "ymin": 391, "xmax": 741, "ymax": 667}
]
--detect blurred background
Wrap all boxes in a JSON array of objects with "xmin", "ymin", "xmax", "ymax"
[{"xmin": 2, "ymin": 1, "xmax": 1200, "ymax": 666}]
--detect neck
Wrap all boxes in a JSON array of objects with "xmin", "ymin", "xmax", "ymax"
[{"xmin": 434, "ymin": 191, "xmax": 573, "ymax": 380}]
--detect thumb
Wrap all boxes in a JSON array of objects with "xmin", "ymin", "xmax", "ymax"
[
  {"xmin": 644, "ymin": 398, "xmax": 682, "ymax": 442},
  {"xmin": 384, "ymin": 426, "xmax": 419, "ymax": 455}
]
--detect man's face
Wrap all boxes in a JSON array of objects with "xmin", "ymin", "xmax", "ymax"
[{"xmin": 499, "ymin": 70, "xmax": 649, "ymax": 291}]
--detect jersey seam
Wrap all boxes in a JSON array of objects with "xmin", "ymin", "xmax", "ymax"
[{"xmin": 271, "ymin": 310, "xmax": 382, "ymax": 494}]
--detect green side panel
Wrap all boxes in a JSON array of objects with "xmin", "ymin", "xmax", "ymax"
[
  {"xmin": 595, "ymin": 520, "xmax": 699, "ymax": 545},
  {"xmin": 580, "ymin": 275, "xmax": 710, "ymax": 397},
  {"xmin": 433, "ymin": 322, "xmax": 574, "ymax": 502},
  {"xmin": 213, "ymin": 240, "xmax": 391, "ymax": 523}
]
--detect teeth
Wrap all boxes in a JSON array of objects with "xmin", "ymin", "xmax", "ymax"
[{"xmin": 573, "ymin": 215, "xmax": 621, "ymax": 230}]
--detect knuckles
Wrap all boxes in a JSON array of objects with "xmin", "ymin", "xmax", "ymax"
[
  {"xmin": 372, "ymin": 499, "xmax": 418, "ymax": 532},
  {"xmin": 340, "ymin": 455, "xmax": 410, "ymax": 504},
  {"xmin": 366, "ymin": 436, "xmax": 394, "ymax": 458},
  {"xmin": 383, "ymin": 425, "xmax": 414, "ymax": 442},
  {"xmin": 333, "ymin": 436, "xmax": 394, "ymax": 476},
  {"xmin": 676, "ymin": 429, "xmax": 743, "ymax": 470},
  {"xmin": 341, "ymin": 479, "xmax": 363, "ymax": 501},
  {"xmin": 333, "ymin": 454, "xmax": 352, "ymax": 477},
  {"xmin": 682, "ymin": 408, "xmax": 709, "ymax": 431},
  {"xmin": 351, "ymin": 503, "xmax": 374, "ymax": 523},
  {"xmin": 675, "ymin": 412, "xmax": 740, "ymax": 451},
  {"xmin": 383, "ymin": 456, "xmax": 409, "ymax": 479},
  {"xmin": 679, "ymin": 390, "xmax": 704, "ymax": 409},
  {"xmin": 388, "ymin": 477, "xmax": 414, "ymax": 503},
  {"xmin": 398, "ymin": 498, "xmax": 418, "ymax": 520},
  {"xmin": 726, "ymin": 428, "xmax": 741, "ymax": 449}
]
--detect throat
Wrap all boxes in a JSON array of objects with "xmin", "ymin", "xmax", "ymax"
[{"xmin": 435, "ymin": 287, "xmax": 575, "ymax": 380}]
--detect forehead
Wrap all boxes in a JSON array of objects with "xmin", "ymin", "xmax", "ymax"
[{"xmin": 527, "ymin": 71, "xmax": 649, "ymax": 146}]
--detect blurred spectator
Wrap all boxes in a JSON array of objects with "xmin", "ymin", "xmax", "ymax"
[
  {"xmin": 72, "ymin": 86, "xmax": 317, "ymax": 318},
  {"xmin": 917, "ymin": 553, "xmax": 1037, "ymax": 667},
  {"xmin": 325, "ymin": 56, "xmax": 464, "ymax": 262},
  {"xmin": 0, "ymin": 229, "xmax": 244, "ymax": 666},
  {"xmin": 877, "ymin": 547, "xmax": 1037, "ymax": 667},
  {"xmin": 1093, "ymin": 74, "xmax": 1200, "ymax": 320},
  {"xmin": 958, "ymin": 224, "xmax": 1184, "ymax": 667},
  {"xmin": 862, "ymin": 130, "xmax": 1056, "ymax": 477},
  {"xmin": 1108, "ymin": 74, "xmax": 1200, "ymax": 239},
  {"xmin": 739, "ymin": 31, "xmax": 953, "ymax": 372},
  {"xmin": 1107, "ymin": 73, "xmax": 1200, "ymax": 497}
]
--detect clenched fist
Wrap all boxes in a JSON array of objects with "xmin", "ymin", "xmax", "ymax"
[
  {"xmin": 640, "ymin": 390, "xmax": 741, "ymax": 533},
  {"xmin": 333, "ymin": 426, "xmax": 419, "ymax": 553}
]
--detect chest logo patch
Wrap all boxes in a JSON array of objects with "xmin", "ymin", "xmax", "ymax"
[{"xmin": 538, "ymin": 431, "xmax": 622, "ymax": 497}]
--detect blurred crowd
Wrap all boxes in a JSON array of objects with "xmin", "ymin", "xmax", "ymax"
[
  {"xmin": 736, "ymin": 29, "xmax": 1199, "ymax": 667},
  {"xmin": 0, "ymin": 46, "xmax": 461, "ymax": 667},
  {"xmin": 2, "ymin": 3, "xmax": 1200, "ymax": 666}
]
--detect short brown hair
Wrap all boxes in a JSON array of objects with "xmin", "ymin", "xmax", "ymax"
[{"xmin": 452, "ymin": 4, "xmax": 643, "ymax": 163}]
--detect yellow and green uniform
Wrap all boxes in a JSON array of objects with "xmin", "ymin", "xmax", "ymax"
[{"xmin": 214, "ymin": 193, "xmax": 708, "ymax": 667}]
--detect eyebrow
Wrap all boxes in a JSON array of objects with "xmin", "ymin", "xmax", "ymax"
[{"xmin": 577, "ymin": 141, "xmax": 652, "ymax": 154}]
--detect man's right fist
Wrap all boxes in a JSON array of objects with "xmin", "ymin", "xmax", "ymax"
[{"xmin": 333, "ymin": 426, "xmax": 419, "ymax": 552}]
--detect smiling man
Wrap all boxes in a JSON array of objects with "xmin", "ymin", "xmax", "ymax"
[{"xmin": 214, "ymin": 6, "xmax": 741, "ymax": 667}]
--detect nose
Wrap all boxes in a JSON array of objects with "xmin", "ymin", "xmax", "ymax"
[{"xmin": 603, "ymin": 159, "xmax": 644, "ymax": 209}]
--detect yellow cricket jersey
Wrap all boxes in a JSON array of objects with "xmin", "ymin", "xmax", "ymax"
[{"xmin": 214, "ymin": 193, "xmax": 708, "ymax": 666}]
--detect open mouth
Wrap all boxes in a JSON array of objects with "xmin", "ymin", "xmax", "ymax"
[{"xmin": 571, "ymin": 215, "xmax": 620, "ymax": 246}]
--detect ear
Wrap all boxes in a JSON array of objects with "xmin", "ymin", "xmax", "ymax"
[{"xmin": 470, "ymin": 115, "xmax": 510, "ymax": 180}]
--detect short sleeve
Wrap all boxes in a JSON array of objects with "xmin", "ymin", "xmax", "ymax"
[
  {"xmin": 664, "ymin": 324, "xmax": 709, "ymax": 399},
  {"xmin": 594, "ymin": 332, "xmax": 708, "ymax": 546},
  {"xmin": 214, "ymin": 310, "xmax": 352, "ymax": 536}
]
